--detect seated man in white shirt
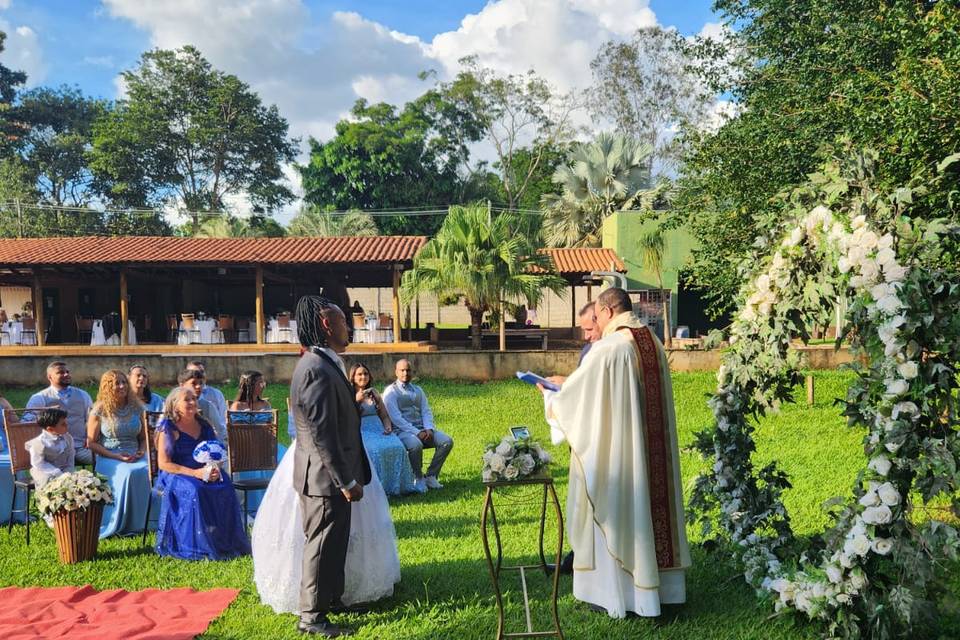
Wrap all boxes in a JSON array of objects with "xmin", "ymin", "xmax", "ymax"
[
  {"xmin": 186, "ymin": 360, "xmax": 227, "ymax": 429},
  {"xmin": 25, "ymin": 361, "xmax": 94, "ymax": 465},
  {"xmin": 382, "ymin": 359, "xmax": 453, "ymax": 493}
]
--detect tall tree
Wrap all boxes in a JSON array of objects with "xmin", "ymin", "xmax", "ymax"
[
  {"xmin": 88, "ymin": 46, "xmax": 298, "ymax": 229},
  {"xmin": 288, "ymin": 205, "xmax": 378, "ymax": 237},
  {"xmin": 17, "ymin": 86, "xmax": 108, "ymax": 206},
  {"xmin": 541, "ymin": 133, "xmax": 660, "ymax": 247},
  {"xmin": 0, "ymin": 31, "xmax": 28, "ymax": 155},
  {"xmin": 590, "ymin": 26, "xmax": 711, "ymax": 177},
  {"xmin": 440, "ymin": 57, "xmax": 581, "ymax": 213},
  {"xmin": 676, "ymin": 1, "xmax": 960, "ymax": 317},
  {"xmin": 401, "ymin": 203, "xmax": 566, "ymax": 349},
  {"xmin": 298, "ymin": 90, "xmax": 484, "ymax": 236}
]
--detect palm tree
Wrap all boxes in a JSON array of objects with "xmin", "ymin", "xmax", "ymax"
[
  {"xmin": 402, "ymin": 203, "xmax": 566, "ymax": 349},
  {"xmin": 638, "ymin": 227, "xmax": 671, "ymax": 348},
  {"xmin": 287, "ymin": 205, "xmax": 378, "ymax": 237},
  {"xmin": 193, "ymin": 215, "xmax": 261, "ymax": 238},
  {"xmin": 541, "ymin": 132, "xmax": 659, "ymax": 247}
]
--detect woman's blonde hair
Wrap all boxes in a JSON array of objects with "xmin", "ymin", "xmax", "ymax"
[{"xmin": 96, "ymin": 369, "xmax": 141, "ymax": 416}]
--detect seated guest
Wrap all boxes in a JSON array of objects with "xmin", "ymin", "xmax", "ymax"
[
  {"xmin": 175, "ymin": 369, "xmax": 226, "ymax": 442},
  {"xmin": 26, "ymin": 408, "xmax": 75, "ymax": 488},
  {"xmin": 0, "ymin": 394, "xmax": 17, "ymax": 434},
  {"xmin": 129, "ymin": 364, "xmax": 164, "ymax": 413},
  {"xmin": 382, "ymin": 359, "xmax": 454, "ymax": 493},
  {"xmin": 87, "ymin": 369, "xmax": 153, "ymax": 538},
  {"xmin": 154, "ymin": 386, "xmax": 250, "ymax": 560},
  {"xmin": 350, "ymin": 363, "xmax": 416, "ymax": 496},
  {"xmin": 26, "ymin": 361, "xmax": 94, "ymax": 465},
  {"xmin": 186, "ymin": 361, "xmax": 227, "ymax": 429},
  {"xmin": 229, "ymin": 370, "xmax": 271, "ymax": 413}
]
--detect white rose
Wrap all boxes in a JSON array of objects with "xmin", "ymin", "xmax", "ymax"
[
  {"xmin": 861, "ymin": 230, "xmax": 879, "ymax": 249},
  {"xmin": 503, "ymin": 463, "xmax": 520, "ymax": 480},
  {"xmin": 482, "ymin": 450, "xmax": 496, "ymax": 465},
  {"xmin": 878, "ymin": 234, "xmax": 894, "ymax": 249},
  {"xmin": 885, "ymin": 379, "xmax": 908, "ymax": 397},
  {"xmin": 790, "ymin": 227, "xmax": 805, "ymax": 247},
  {"xmin": 875, "ymin": 247, "xmax": 896, "ymax": 267},
  {"xmin": 876, "ymin": 294, "xmax": 903, "ymax": 314},
  {"xmin": 858, "ymin": 491, "xmax": 880, "ymax": 507},
  {"xmin": 838, "ymin": 256, "xmax": 852, "ymax": 274},
  {"xmin": 861, "ymin": 505, "xmax": 893, "ymax": 525},
  {"xmin": 756, "ymin": 274, "xmax": 771, "ymax": 292},
  {"xmin": 892, "ymin": 402, "xmax": 918, "ymax": 420},
  {"xmin": 518, "ymin": 454, "xmax": 536, "ymax": 475},
  {"xmin": 868, "ymin": 456, "xmax": 892, "ymax": 476},
  {"xmin": 870, "ymin": 282, "xmax": 893, "ymax": 301},
  {"xmin": 826, "ymin": 564, "xmax": 843, "ymax": 584},
  {"xmin": 495, "ymin": 441, "xmax": 513, "ymax": 457},
  {"xmin": 740, "ymin": 305, "xmax": 757, "ymax": 322},
  {"xmin": 884, "ymin": 441, "xmax": 902, "ymax": 454},
  {"xmin": 877, "ymin": 482, "xmax": 900, "ymax": 506},
  {"xmin": 844, "ymin": 535, "xmax": 871, "ymax": 557},
  {"xmin": 848, "ymin": 570, "xmax": 868, "ymax": 590},
  {"xmin": 482, "ymin": 470, "xmax": 495, "ymax": 483},
  {"xmin": 871, "ymin": 538, "xmax": 893, "ymax": 555},
  {"xmin": 859, "ymin": 260, "xmax": 880, "ymax": 283},
  {"xmin": 884, "ymin": 263, "xmax": 908, "ymax": 282},
  {"xmin": 489, "ymin": 453, "xmax": 506, "ymax": 473},
  {"xmin": 897, "ymin": 361, "xmax": 918, "ymax": 380},
  {"xmin": 836, "ymin": 593, "xmax": 852, "ymax": 605},
  {"xmin": 852, "ymin": 215, "xmax": 867, "ymax": 230},
  {"xmin": 877, "ymin": 323, "xmax": 899, "ymax": 346}
]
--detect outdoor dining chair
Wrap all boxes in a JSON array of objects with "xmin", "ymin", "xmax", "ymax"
[
  {"xmin": 276, "ymin": 313, "xmax": 292, "ymax": 343},
  {"xmin": 140, "ymin": 411, "xmax": 162, "ymax": 546},
  {"xmin": 20, "ymin": 317, "xmax": 36, "ymax": 345},
  {"xmin": 180, "ymin": 314, "xmax": 201, "ymax": 343},
  {"xmin": 226, "ymin": 410, "xmax": 278, "ymax": 525},
  {"xmin": 3, "ymin": 414, "xmax": 42, "ymax": 545}
]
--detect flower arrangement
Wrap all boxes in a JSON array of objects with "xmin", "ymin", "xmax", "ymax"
[
  {"xmin": 481, "ymin": 431, "xmax": 551, "ymax": 482},
  {"xmin": 193, "ymin": 440, "xmax": 226, "ymax": 482},
  {"xmin": 37, "ymin": 469, "xmax": 113, "ymax": 517}
]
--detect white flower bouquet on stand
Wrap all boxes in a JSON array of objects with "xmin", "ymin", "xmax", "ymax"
[
  {"xmin": 481, "ymin": 430, "xmax": 552, "ymax": 483},
  {"xmin": 37, "ymin": 469, "xmax": 114, "ymax": 564}
]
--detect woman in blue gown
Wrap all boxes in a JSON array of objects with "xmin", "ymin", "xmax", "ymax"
[
  {"xmin": 155, "ymin": 386, "xmax": 250, "ymax": 560},
  {"xmin": 87, "ymin": 370, "xmax": 153, "ymax": 538},
  {"xmin": 348, "ymin": 363, "xmax": 415, "ymax": 496}
]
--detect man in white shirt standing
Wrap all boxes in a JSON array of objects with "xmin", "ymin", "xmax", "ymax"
[
  {"xmin": 26, "ymin": 361, "xmax": 93, "ymax": 465},
  {"xmin": 186, "ymin": 360, "xmax": 227, "ymax": 428},
  {"xmin": 382, "ymin": 359, "xmax": 453, "ymax": 493}
]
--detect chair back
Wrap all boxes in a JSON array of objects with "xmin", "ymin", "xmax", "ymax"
[
  {"xmin": 3, "ymin": 416, "xmax": 42, "ymax": 475},
  {"xmin": 21, "ymin": 317, "xmax": 36, "ymax": 331},
  {"xmin": 226, "ymin": 410, "xmax": 278, "ymax": 473},
  {"xmin": 235, "ymin": 316, "xmax": 250, "ymax": 330},
  {"xmin": 143, "ymin": 314, "xmax": 152, "ymax": 332},
  {"xmin": 378, "ymin": 313, "xmax": 392, "ymax": 330},
  {"xmin": 77, "ymin": 316, "xmax": 93, "ymax": 331},
  {"xmin": 167, "ymin": 314, "xmax": 178, "ymax": 330},
  {"xmin": 143, "ymin": 411, "xmax": 163, "ymax": 485},
  {"xmin": 218, "ymin": 315, "xmax": 234, "ymax": 330},
  {"xmin": 181, "ymin": 313, "xmax": 195, "ymax": 329},
  {"xmin": 277, "ymin": 313, "xmax": 290, "ymax": 328}
]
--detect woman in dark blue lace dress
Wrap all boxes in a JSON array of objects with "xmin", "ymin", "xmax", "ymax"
[
  {"xmin": 349, "ymin": 363, "xmax": 415, "ymax": 496},
  {"xmin": 154, "ymin": 386, "xmax": 250, "ymax": 560}
]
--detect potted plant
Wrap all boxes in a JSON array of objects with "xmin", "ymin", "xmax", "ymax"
[{"xmin": 37, "ymin": 470, "xmax": 113, "ymax": 564}]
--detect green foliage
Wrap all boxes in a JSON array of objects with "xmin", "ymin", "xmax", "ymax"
[
  {"xmin": 401, "ymin": 203, "xmax": 566, "ymax": 349},
  {"xmin": 187, "ymin": 214, "xmax": 284, "ymax": 238},
  {"xmin": 287, "ymin": 205, "xmax": 378, "ymax": 237},
  {"xmin": 0, "ymin": 31, "xmax": 28, "ymax": 156},
  {"xmin": 88, "ymin": 46, "xmax": 297, "ymax": 222},
  {"xmin": 676, "ymin": 1, "xmax": 960, "ymax": 318},
  {"xmin": 298, "ymin": 92, "xmax": 484, "ymax": 236},
  {"xmin": 541, "ymin": 133, "xmax": 659, "ymax": 247}
]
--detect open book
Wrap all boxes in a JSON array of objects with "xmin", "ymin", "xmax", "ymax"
[{"xmin": 515, "ymin": 370, "xmax": 561, "ymax": 392}]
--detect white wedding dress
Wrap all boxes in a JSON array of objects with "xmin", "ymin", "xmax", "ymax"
[{"xmin": 252, "ymin": 441, "xmax": 401, "ymax": 612}]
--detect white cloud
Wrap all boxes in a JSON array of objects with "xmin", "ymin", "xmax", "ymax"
[
  {"xmin": 0, "ymin": 1, "xmax": 11, "ymax": 11},
  {"xmin": 0, "ymin": 19, "xmax": 46, "ymax": 86},
  {"xmin": 83, "ymin": 55, "xmax": 115, "ymax": 68}
]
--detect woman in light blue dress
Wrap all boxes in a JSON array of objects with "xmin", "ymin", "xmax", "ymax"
[
  {"xmin": 349, "ymin": 363, "xmax": 415, "ymax": 496},
  {"xmin": 87, "ymin": 369, "xmax": 154, "ymax": 538},
  {"xmin": 129, "ymin": 365, "xmax": 164, "ymax": 413}
]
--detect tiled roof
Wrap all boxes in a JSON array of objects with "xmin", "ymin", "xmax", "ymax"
[
  {"xmin": 541, "ymin": 248, "xmax": 625, "ymax": 274},
  {"xmin": 0, "ymin": 236, "xmax": 427, "ymax": 266}
]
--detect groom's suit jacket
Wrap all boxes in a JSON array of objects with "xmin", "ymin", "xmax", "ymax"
[{"xmin": 291, "ymin": 348, "xmax": 371, "ymax": 497}]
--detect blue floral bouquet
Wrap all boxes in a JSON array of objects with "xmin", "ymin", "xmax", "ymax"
[{"xmin": 193, "ymin": 440, "xmax": 227, "ymax": 482}]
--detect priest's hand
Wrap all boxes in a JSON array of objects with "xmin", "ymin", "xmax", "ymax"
[{"xmin": 547, "ymin": 375, "xmax": 566, "ymax": 385}]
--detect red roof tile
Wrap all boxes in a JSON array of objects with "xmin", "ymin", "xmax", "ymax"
[
  {"xmin": 0, "ymin": 236, "xmax": 427, "ymax": 266},
  {"xmin": 540, "ymin": 248, "xmax": 625, "ymax": 274}
]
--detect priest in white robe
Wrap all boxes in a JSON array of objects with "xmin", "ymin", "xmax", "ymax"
[{"xmin": 540, "ymin": 287, "xmax": 690, "ymax": 618}]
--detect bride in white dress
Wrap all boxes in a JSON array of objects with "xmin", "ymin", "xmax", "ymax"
[{"xmin": 252, "ymin": 441, "xmax": 401, "ymax": 612}]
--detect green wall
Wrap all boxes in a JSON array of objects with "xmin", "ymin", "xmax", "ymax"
[{"xmin": 601, "ymin": 210, "xmax": 696, "ymax": 328}]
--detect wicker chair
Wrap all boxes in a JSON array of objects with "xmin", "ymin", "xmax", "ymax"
[
  {"xmin": 140, "ymin": 411, "xmax": 163, "ymax": 546},
  {"xmin": 226, "ymin": 410, "xmax": 278, "ymax": 523},
  {"xmin": 3, "ymin": 415, "xmax": 42, "ymax": 544}
]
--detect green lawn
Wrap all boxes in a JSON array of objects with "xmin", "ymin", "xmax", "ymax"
[{"xmin": 0, "ymin": 372, "xmax": 946, "ymax": 639}]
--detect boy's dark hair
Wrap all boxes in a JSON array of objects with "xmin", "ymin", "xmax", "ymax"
[
  {"xmin": 37, "ymin": 408, "xmax": 68, "ymax": 429},
  {"xmin": 178, "ymin": 368, "xmax": 205, "ymax": 385}
]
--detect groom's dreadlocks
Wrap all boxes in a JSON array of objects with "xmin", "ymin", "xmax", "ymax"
[{"xmin": 295, "ymin": 295, "xmax": 340, "ymax": 348}]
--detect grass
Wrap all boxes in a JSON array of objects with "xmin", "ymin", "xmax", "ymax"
[{"xmin": 0, "ymin": 372, "xmax": 955, "ymax": 639}]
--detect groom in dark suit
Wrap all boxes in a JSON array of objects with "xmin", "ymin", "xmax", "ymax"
[{"xmin": 291, "ymin": 295, "xmax": 371, "ymax": 637}]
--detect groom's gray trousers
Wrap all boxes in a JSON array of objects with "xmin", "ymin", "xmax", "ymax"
[{"xmin": 299, "ymin": 492, "xmax": 352, "ymax": 623}]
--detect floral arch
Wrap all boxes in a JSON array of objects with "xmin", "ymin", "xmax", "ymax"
[{"xmin": 689, "ymin": 153, "xmax": 960, "ymax": 638}]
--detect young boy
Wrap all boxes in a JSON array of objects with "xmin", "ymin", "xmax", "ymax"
[{"xmin": 26, "ymin": 408, "xmax": 75, "ymax": 488}]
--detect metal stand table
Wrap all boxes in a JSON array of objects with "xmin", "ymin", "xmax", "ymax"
[{"xmin": 480, "ymin": 476, "xmax": 564, "ymax": 639}]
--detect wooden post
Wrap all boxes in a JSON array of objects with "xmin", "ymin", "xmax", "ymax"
[
  {"xmin": 392, "ymin": 267, "xmax": 401, "ymax": 344},
  {"xmin": 499, "ymin": 302, "xmax": 506, "ymax": 352},
  {"xmin": 255, "ymin": 265, "xmax": 265, "ymax": 345},
  {"xmin": 570, "ymin": 284, "xmax": 577, "ymax": 338},
  {"xmin": 587, "ymin": 284, "xmax": 593, "ymax": 302},
  {"xmin": 415, "ymin": 295, "xmax": 420, "ymax": 331},
  {"xmin": 806, "ymin": 374, "xmax": 815, "ymax": 406},
  {"xmin": 119, "ymin": 268, "xmax": 129, "ymax": 346},
  {"xmin": 32, "ymin": 273, "xmax": 44, "ymax": 347}
]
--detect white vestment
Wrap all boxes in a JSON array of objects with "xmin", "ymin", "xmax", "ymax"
[{"xmin": 545, "ymin": 311, "xmax": 691, "ymax": 618}]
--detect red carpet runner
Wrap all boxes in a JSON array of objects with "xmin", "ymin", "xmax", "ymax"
[{"xmin": 0, "ymin": 584, "xmax": 239, "ymax": 639}]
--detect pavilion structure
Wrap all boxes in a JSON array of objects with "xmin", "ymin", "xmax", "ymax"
[{"xmin": 0, "ymin": 235, "xmax": 431, "ymax": 354}]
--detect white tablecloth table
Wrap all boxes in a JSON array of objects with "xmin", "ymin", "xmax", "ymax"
[
  {"xmin": 178, "ymin": 319, "xmax": 222, "ymax": 344},
  {"xmin": 0, "ymin": 322, "xmax": 23, "ymax": 345},
  {"xmin": 353, "ymin": 328, "xmax": 394, "ymax": 344},
  {"xmin": 266, "ymin": 318, "xmax": 298, "ymax": 343},
  {"xmin": 91, "ymin": 320, "xmax": 137, "ymax": 346}
]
